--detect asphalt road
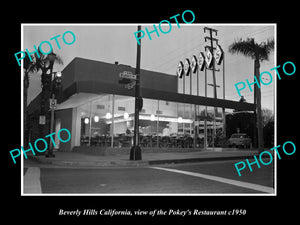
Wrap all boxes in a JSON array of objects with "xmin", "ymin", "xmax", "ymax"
[{"xmin": 26, "ymin": 159, "xmax": 274, "ymax": 194}]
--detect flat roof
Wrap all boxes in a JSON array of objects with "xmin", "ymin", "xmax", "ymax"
[{"xmin": 28, "ymin": 57, "xmax": 256, "ymax": 113}]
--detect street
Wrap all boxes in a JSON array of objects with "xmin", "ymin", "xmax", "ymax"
[{"xmin": 24, "ymin": 159, "xmax": 274, "ymax": 194}]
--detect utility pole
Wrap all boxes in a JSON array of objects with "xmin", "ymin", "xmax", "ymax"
[
  {"xmin": 204, "ymin": 27, "xmax": 218, "ymax": 99},
  {"xmin": 222, "ymin": 54, "xmax": 226, "ymax": 138},
  {"xmin": 130, "ymin": 25, "xmax": 142, "ymax": 160},
  {"xmin": 204, "ymin": 67, "xmax": 208, "ymax": 150},
  {"xmin": 204, "ymin": 27, "xmax": 219, "ymax": 149}
]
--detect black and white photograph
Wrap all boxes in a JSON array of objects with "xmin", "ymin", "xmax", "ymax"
[
  {"xmin": 4, "ymin": 4, "xmax": 298, "ymax": 223},
  {"xmin": 21, "ymin": 24, "xmax": 276, "ymax": 195}
]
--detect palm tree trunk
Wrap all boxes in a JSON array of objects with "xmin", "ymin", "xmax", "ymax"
[
  {"xmin": 253, "ymin": 61, "xmax": 257, "ymax": 149},
  {"xmin": 254, "ymin": 58, "xmax": 264, "ymax": 153},
  {"xmin": 24, "ymin": 71, "xmax": 29, "ymax": 148}
]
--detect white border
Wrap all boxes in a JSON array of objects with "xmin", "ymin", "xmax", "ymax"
[
  {"xmin": 21, "ymin": 23, "xmax": 24, "ymax": 195},
  {"xmin": 21, "ymin": 23, "xmax": 277, "ymax": 196}
]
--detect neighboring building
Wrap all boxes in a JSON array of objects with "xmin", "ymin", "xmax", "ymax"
[{"xmin": 27, "ymin": 57, "xmax": 255, "ymax": 151}]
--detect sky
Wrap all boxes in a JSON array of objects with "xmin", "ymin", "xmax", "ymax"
[{"xmin": 23, "ymin": 23, "xmax": 275, "ymax": 111}]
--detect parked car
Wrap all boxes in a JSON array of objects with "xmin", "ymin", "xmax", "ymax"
[{"xmin": 228, "ymin": 133, "xmax": 252, "ymax": 149}]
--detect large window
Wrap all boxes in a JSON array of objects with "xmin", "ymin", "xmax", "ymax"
[
  {"xmin": 78, "ymin": 95, "xmax": 114, "ymax": 147},
  {"xmin": 75, "ymin": 94, "xmax": 226, "ymax": 148}
]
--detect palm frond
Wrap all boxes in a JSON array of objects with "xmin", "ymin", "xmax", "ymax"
[
  {"xmin": 23, "ymin": 51, "xmax": 37, "ymax": 73},
  {"xmin": 258, "ymin": 38, "xmax": 274, "ymax": 61},
  {"xmin": 228, "ymin": 38, "xmax": 257, "ymax": 60},
  {"xmin": 34, "ymin": 49, "xmax": 63, "ymax": 70},
  {"xmin": 51, "ymin": 53, "xmax": 63, "ymax": 65},
  {"xmin": 229, "ymin": 37, "xmax": 274, "ymax": 62}
]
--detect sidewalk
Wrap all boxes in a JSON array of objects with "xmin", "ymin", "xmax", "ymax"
[{"xmin": 26, "ymin": 148, "xmax": 259, "ymax": 167}]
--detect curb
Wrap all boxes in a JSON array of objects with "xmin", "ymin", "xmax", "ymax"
[
  {"xmin": 28, "ymin": 155, "xmax": 150, "ymax": 167},
  {"xmin": 24, "ymin": 167, "xmax": 42, "ymax": 194},
  {"xmin": 148, "ymin": 155, "xmax": 253, "ymax": 165},
  {"xmin": 27, "ymin": 154, "xmax": 259, "ymax": 168},
  {"xmin": 50, "ymin": 160, "xmax": 150, "ymax": 167}
]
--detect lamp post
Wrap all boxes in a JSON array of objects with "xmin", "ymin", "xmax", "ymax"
[{"xmin": 46, "ymin": 71, "xmax": 62, "ymax": 158}]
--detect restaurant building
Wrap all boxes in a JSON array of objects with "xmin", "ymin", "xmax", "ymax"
[{"xmin": 27, "ymin": 57, "xmax": 255, "ymax": 152}]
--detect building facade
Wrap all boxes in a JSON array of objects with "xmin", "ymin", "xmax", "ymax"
[{"xmin": 27, "ymin": 57, "xmax": 255, "ymax": 151}]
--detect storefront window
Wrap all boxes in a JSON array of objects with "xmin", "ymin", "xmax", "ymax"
[
  {"xmin": 75, "ymin": 94, "xmax": 226, "ymax": 149},
  {"xmin": 78, "ymin": 95, "xmax": 113, "ymax": 147}
]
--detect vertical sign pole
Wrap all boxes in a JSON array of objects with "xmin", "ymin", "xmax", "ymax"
[
  {"xmin": 190, "ymin": 67, "xmax": 193, "ymax": 138},
  {"xmin": 209, "ymin": 31, "xmax": 216, "ymax": 150},
  {"xmin": 190, "ymin": 71, "xmax": 192, "ymax": 135},
  {"xmin": 190, "ymin": 69, "xmax": 192, "ymax": 95},
  {"xmin": 183, "ymin": 68, "xmax": 185, "ymax": 135},
  {"xmin": 88, "ymin": 100, "xmax": 92, "ymax": 146},
  {"xmin": 196, "ymin": 68, "xmax": 199, "ymax": 148},
  {"xmin": 197, "ymin": 66, "xmax": 199, "ymax": 96},
  {"xmin": 183, "ymin": 72, "xmax": 185, "ymax": 94},
  {"xmin": 111, "ymin": 94, "xmax": 115, "ymax": 148},
  {"xmin": 157, "ymin": 100, "xmax": 160, "ymax": 146},
  {"xmin": 204, "ymin": 67, "xmax": 208, "ymax": 150},
  {"xmin": 222, "ymin": 54, "xmax": 226, "ymax": 138}
]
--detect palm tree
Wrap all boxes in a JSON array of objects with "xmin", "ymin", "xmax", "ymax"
[
  {"xmin": 229, "ymin": 38, "xmax": 274, "ymax": 153},
  {"xmin": 28, "ymin": 50, "xmax": 63, "ymax": 154},
  {"xmin": 23, "ymin": 55, "xmax": 37, "ymax": 147},
  {"xmin": 34, "ymin": 50, "xmax": 63, "ymax": 93},
  {"xmin": 34, "ymin": 50, "xmax": 63, "ymax": 108},
  {"xmin": 23, "ymin": 49, "xmax": 63, "ymax": 150}
]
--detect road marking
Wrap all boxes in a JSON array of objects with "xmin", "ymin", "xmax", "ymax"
[
  {"xmin": 24, "ymin": 167, "xmax": 42, "ymax": 194},
  {"xmin": 151, "ymin": 167, "xmax": 274, "ymax": 193}
]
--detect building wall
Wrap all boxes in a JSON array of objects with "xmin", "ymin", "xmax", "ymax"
[
  {"xmin": 61, "ymin": 57, "xmax": 178, "ymax": 95},
  {"xmin": 61, "ymin": 58, "xmax": 75, "ymax": 91},
  {"xmin": 55, "ymin": 108, "xmax": 74, "ymax": 151},
  {"xmin": 28, "ymin": 57, "xmax": 257, "ymax": 151}
]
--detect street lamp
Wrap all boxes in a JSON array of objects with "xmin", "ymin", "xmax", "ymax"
[{"xmin": 46, "ymin": 71, "xmax": 62, "ymax": 158}]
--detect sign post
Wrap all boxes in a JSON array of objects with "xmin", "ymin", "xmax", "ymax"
[
  {"xmin": 119, "ymin": 71, "xmax": 137, "ymax": 89},
  {"xmin": 125, "ymin": 81, "xmax": 136, "ymax": 90},
  {"xmin": 49, "ymin": 98, "xmax": 57, "ymax": 109},
  {"xmin": 119, "ymin": 71, "xmax": 137, "ymax": 80},
  {"xmin": 214, "ymin": 44, "xmax": 224, "ymax": 65},
  {"xmin": 205, "ymin": 48, "xmax": 213, "ymax": 68},
  {"xmin": 39, "ymin": 115, "xmax": 46, "ymax": 125},
  {"xmin": 130, "ymin": 25, "xmax": 142, "ymax": 161},
  {"xmin": 177, "ymin": 61, "xmax": 185, "ymax": 94}
]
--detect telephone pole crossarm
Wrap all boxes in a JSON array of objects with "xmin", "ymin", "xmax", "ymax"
[
  {"xmin": 205, "ymin": 45, "xmax": 216, "ymax": 51},
  {"xmin": 204, "ymin": 27, "xmax": 218, "ymax": 35},
  {"xmin": 205, "ymin": 37, "xmax": 218, "ymax": 44}
]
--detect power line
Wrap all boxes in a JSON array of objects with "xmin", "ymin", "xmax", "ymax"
[{"xmin": 150, "ymin": 26, "xmax": 275, "ymax": 78}]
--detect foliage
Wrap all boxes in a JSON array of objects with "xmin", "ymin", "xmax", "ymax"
[
  {"xmin": 262, "ymin": 108, "xmax": 274, "ymax": 127},
  {"xmin": 229, "ymin": 38, "xmax": 274, "ymax": 62}
]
